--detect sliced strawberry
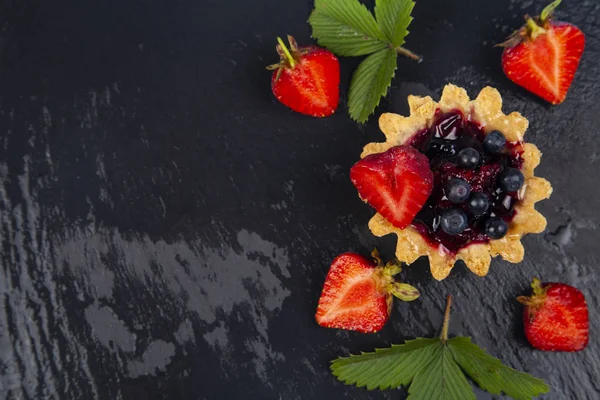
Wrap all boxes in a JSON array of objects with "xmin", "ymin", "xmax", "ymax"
[
  {"xmin": 350, "ymin": 146, "xmax": 433, "ymax": 229},
  {"xmin": 315, "ymin": 251, "xmax": 419, "ymax": 333},
  {"xmin": 268, "ymin": 36, "xmax": 339, "ymax": 117},
  {"xmin": 517, "ymin": 278, "xmax": 589, "ymax": 352},
  {"xmin": 501, "ymin": 1, "xmax": 585, "ymax": 104}
]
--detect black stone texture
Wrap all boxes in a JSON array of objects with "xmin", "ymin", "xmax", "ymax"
[{"xmin": 0, "ymin": 0, "xmax": 598, "ymax": 399}]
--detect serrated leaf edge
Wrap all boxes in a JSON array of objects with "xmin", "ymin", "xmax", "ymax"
[
  {"xmin": 330, "ymin": 338, "xmax": 440, "ymax": 390},
  {"xmin": 348, "ymin": 47, "xmax": 398, "ymax": 123},
  {"xmin": 331, "ymin": 336, "xmax": 550, "ymax": 399},
  {"xmin": 375, "ymin": 0, "xmax": 416, "ymax": 47},
  {"xmin": 309, "ymin": 0, "xmax": 388, "ymax": 53},
  {"xmin": 447, "ymin": 337, "xmax": 550, "ymax": 400}
]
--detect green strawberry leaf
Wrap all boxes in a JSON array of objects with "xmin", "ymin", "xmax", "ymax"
[
  {"xmin": 375, "ymin": 0, "xmax": 415, "ymax": 47},
  {"xmin": 348, "ymin": 47, "xmax": 397, "ymax": 123},
  {"xmin": 331, "ymin": 338, "xmax": 439, "ymax": 390},
  {"xmin": 309, "ymin": 0, "xmax": 388, "ymax": 56},
  {"xmin": 448, "ymin": 337, "xmax": 550, "ymax": 400},
  {"xmin": 408, "ymin": 344, "xmax": 475, "ymax": 400},
  {"xmin": 330, "ymin": 296, "xmax": 550, "ymax": 399},
  {"xmin": 309, "ymin": 0, "xmax": 419, "ymax": 123}
]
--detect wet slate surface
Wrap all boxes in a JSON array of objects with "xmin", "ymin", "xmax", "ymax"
[{"xmin": 0, "ymin": 0, "xmax": 599, "ymax": 399}]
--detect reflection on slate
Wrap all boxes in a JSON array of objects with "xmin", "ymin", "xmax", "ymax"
[{"xmin": 0, "ymin": 0, "xmax": 598, "ymax": 399}]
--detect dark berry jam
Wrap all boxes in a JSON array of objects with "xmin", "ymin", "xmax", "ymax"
[{"xmin": 407, "ymin": 110, "xmax": 524, "ymax": 254}]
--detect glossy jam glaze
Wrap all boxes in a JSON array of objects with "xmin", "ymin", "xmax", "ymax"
[{"xmin": 407, "ymin": 110, "xmax": 524, "ymax": 254}]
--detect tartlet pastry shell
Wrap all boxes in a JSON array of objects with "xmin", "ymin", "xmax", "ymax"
[{"xmin": 362, "ymin": 84, "xmax": 552, "ymax": 280}]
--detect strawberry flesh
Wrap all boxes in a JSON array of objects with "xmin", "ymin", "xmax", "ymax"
[
  {"xmin": 271, "ymin": 45, "xmax": 340, "ymax": 117},
  {"xmin": 520, "ymin": 281, "xmax": 589, "ymax": 352},
  {"xmin": 502, "ymin": 19, "xmax": 585, "ymax": 104},
  {"xmin": 315, "ymin": 253, "xmax": 390, "ymax": 333},
  {"xmin": 350, "ymin": 146, "xmax": 434, "ymax": 229}
]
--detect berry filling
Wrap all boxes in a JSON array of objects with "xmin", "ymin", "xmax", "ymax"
[{"xmin": 407, "ymin": 110, "xmax": 525, "ymax": 254}]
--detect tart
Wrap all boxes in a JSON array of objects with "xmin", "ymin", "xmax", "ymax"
[{"xmin": 353, "ymin": 84, "xmax": 552, "ymax": 280}]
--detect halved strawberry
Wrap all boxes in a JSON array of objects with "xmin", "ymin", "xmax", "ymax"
[
  {"xmin": 268, "ymin": 35, "xmax": 340, "ymax": 117},
  {"xmin": 315, "ymin": 251, "xmax": 419, "ymax": 333},
  {"xmin": 500, "ymin": 0, "xmax": 585, "ymax": 104},
  {"xmin": 350, "ymin": 146, "xmax": 433, "ymax": 229},
  {"xmin": 517, "ymin": 278, "xmax": 589, "ymax": 352}
]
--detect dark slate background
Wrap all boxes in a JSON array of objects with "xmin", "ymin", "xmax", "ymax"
[{"xmin": 0, "ymin": 0, "xmax": 598, "ymax": 399}]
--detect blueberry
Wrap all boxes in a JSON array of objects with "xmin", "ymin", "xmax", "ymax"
[
  {"xmin": 468, "ymin": 192, "xmax": 489, "ymax": 215},
  {"xmin": 485, "ymin": 217, "xmax": 508, "ymax": 239},
  {"xmin": 457, "ymin": 148, "xmax": 480, "ymax": 169},
  {"xmin": 498, "ymin": 168, "xmax": 525, "ymax": 192},
  {"xmin": 440, "ymin": 209, "xmax": 469, "ymax": 235},
  {"xmin": 426, "ymin": 138, "xmax": 458, "ymax": 158},
  {"xmin": 482, "ymin": 131, "xmax": 506, "ymax": 153},
  {"xmin": 456, "ymin": 136, "xmax": 482, "ymax": 152},
  {"xmin": 445, "ymin": 178, "xmax": 471, "ymax": 204}
]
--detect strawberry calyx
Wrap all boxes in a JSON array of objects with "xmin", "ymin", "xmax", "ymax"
[
  {"xmin": 525, "ymin": 16, "xmax": 547, "ymax": 40},
  {"xmin": 266, "ymin": 35, "xmax": 306, "ymax": 80},
  {"xmin": 371, "ymin": 248, "xmax": 420, "ymax": 303},
  {"xmin": 498, "ymin": 0, "xmax": 562, "ymax": 48},
  {"xmin": 517, "ymin": 278, "xmax": 549, "ymax": 322},
  {"xmin": 539, "ymin": 0, "xmax": 562, "ymax": 26},
  {"xmin": 390, "ymin": 283, "xmax": 421, "ymax": 302}
]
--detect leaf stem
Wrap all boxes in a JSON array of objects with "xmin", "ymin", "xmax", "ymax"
[
  {"xmin": 277, "ymin": 37, "xmax": 296, "ymax": 68},
  {"xmin": 394, "ymin": 46, "xmax": 422, "ymax": 63},
  {"xmin": 440, "ymin": 295, "xmax": 452, "ymax": 342}
]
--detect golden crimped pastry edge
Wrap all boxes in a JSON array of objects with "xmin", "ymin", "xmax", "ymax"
[{"xmin": 363, "ymin": 84, "xmax": 552, "ymax": 280}]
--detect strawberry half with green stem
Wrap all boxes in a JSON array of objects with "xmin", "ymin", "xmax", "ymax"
[
  {"xmin": 500, "ymin": 0, "xmax": 585, "ymax": 104},
  {"xmin": 315, "ymin": 250, "xmax": 419, "ymax": 333},
  {"xmin": 267, "ymin": 35, "xmax": 339, "ymax": 117},
  {"xmin": 350, "ymin": 146, "xmax": 434, "ymax": 230},
  {"xmin": 517, "ymin": 278, "xmax": 589, "ymax": 352}
]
